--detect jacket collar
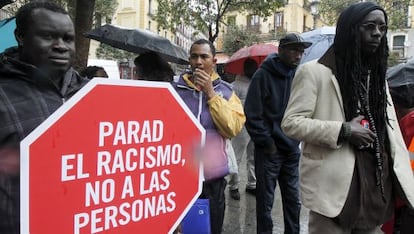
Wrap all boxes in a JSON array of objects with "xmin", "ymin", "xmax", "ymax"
[
  {"xmin": 317, "ymin": 46, "xmax": 345, "ymax": 113},
  {"xmin": 318, "ymin": 46, "xmax": 337, "ymax": 77},
  {"xmin": 181, "ymin": 71, "xmax": 220, "ymax": 89}
]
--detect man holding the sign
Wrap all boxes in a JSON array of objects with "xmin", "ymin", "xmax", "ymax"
[
  {"xmin": 173, "ymin": 39, "xmax": 245, "ymax": 234},
  {"xmin": 0, "ymin": 2, "xmax": 88, "ymax": 233}
]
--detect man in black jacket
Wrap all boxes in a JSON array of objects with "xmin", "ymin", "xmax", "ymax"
[
  {"xmin": 244, "ymin": 33, "xmax": 311, "ymax": 234},
  {"xmin": 0, "ymin": 2, "xmax": 88, "ymax": 233}
]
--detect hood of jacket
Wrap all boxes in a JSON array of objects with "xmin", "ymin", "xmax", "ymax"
[
  {"xmin": 259, "ymin": 53, "xmax": 296, "ymax": 79},
  {"xmin": 0, "ymin": 47, "xmax": 88, "ymax": 97}
]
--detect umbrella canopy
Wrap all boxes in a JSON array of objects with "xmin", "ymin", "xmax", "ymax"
[
  {"xmin": 224, "ymin": 43, "xmax": 278, "ymax": 75},
  {"xmin": 0, "ymin": 0, "xmax": 14, "ymax": 9},
  {"xmin": 84, "ymin": 24, "xmax": 189, "ymax": 65},
  {"xmin": 387, "ymin": 58, "xmax": 414, "ymax": 108},
  {"xmin": 300, "ymin": 26, "xmax": 335, "ymax": 64},
  {"xmin": 0, "ymin": 17, "xmax": 17, "ymax": 53}
]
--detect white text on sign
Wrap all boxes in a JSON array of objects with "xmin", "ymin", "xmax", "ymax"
[
  {"xmin": 58, "ymin": 119, "xmax": 187, "ymax": 233},
  {"xmin": 98, "ymin": 120, "xmax": 163, "ymax": 147}
]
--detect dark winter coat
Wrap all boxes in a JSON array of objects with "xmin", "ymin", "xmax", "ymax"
[
  {"xmin": 0, "ymin": 47, "xmax": 88, "ymax": 233},
  {"xmin": 244, "ymin": 53, "xmax": 300, "ymax": 155}
]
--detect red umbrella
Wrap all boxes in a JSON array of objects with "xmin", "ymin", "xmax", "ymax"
[{"xmin": 224, "ymin": 43, "xmax": 278, "ymax": 75}]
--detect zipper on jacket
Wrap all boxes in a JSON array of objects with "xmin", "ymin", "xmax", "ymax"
[{"xmin": 197, "ymin": 92, "xmax": 203, "ymax": 121}]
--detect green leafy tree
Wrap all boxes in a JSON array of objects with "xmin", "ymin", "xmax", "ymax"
[
  {"xmin": 96, "ymin": 43, "xmax": 136, "ymax": 61},
  {"xmin": 319, "ymin": 0, "xmax": 411, "ymax": 30},
  {"xmin": 222, "ymin": 25, "xmax": 261, "ymax": 55},
  {"xmin": 4, "ymin": 0, "xmax": 118, "ymax": 70},
  {"xmin": 94, "ymin": 0, "xmax": 118, "ymax": 26},
  {"xmin": 154, "ymin": 0, "xmax": 285, "ymax": 43}
]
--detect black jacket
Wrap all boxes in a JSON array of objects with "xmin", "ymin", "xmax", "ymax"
[{"xmin": 244, "ymin": 53, "xmax": 300, "ymax": 155}]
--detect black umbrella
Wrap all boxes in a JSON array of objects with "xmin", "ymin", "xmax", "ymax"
[
  {"xmin": 84, "ymin": 24, "xmax": 189, "ymax": 65},
  {"xmin": 387, "ymin": 59, "xmax": 414, "ymax": 108},
  {"xmin": 0, "ymin": 0, "xmax": 14, "ymax": 9}
]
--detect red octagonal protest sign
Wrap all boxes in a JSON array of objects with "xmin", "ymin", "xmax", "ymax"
[{"xmin": 20, "ymin": 79, "xmax": 204, "ymax": 234}]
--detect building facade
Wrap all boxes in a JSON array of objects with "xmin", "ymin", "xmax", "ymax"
[
  {"xmin": 219, "ymin": 0, "xmax": 414, "ymax": 62},
  {"xmin": 217, "ymin": 0, "xmax": 325, "ymax": 50}
]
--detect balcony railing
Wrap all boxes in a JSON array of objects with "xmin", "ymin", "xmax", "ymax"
[{"xmin": 246, "ymin": 24, "xmax": 261, "ymax": 33}]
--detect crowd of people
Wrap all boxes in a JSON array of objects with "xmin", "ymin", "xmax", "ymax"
[{"xmin": 0, "ymin": 1, "xmax": 413, "ymax": 234}]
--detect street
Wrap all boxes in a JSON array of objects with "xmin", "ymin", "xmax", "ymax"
[{"xmin": 222, "ymin": 155, "xmax": 309, "ymax": 234}]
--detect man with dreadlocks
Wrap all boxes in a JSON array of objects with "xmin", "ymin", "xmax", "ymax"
[{"xmin": 281, "ymin": 2, "xmax": 414, "ymax": 233}]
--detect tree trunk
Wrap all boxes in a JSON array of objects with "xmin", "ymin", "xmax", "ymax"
[{"xmin": 73, "ymin": 0, "xmax": 95, "ymax": 71}]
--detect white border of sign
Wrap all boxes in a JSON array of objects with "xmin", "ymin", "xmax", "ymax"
[{"xmin": 20, "ymin": 78, "xmax": 205, "ymax": 234}]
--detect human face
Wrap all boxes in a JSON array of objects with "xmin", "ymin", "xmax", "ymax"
[
  {"xmin": 16, "ymin": 8, "xmax": 75, "ymax": 78},
  {"xmin": 278, "ymin": 45, "xmax": 306, "ymax": 68},
  {"xmin": 189, "ymin": 43, "xmax": 217, "ymax": 75},
  {"xmin": 358, "ymin": 9, "xmax": 387, "ymax": 55}
]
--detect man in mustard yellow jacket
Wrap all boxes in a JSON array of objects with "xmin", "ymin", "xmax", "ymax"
[
  {"xmin": 282, "ymin": 2, "xmax": 414, "ymax": 234},
  {"xmin": 174, "ymin": 39, "xmax": 245, "ymax": 234}
]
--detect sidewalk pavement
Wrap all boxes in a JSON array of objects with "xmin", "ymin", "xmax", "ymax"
[{"xmin": 222, "ymin": 156, "xmax": 309, "ymax": 234}]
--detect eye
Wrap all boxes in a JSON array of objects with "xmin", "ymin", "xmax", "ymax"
[
  {"xmin": 40, "ymin": 33, "xmax": 53, "ymax": 40},
  {"xmin": 378, "ymin": 24, "xmax": 388, "ymax": 33},
  {"xmin": 360, "ymin": 23, "xmax": 387, "ymax": 33},
  {"xmin": 63, "ymin": 34, "xmax": 75, "ymax": 43},
  {"xmin": 362, "ymin": 23, "xmax": 376, "ymax": 30}
]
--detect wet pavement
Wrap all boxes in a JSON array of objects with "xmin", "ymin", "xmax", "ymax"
[{"xmin": 222, "ymin": 156, "xmax": 309, "ymax": 234}]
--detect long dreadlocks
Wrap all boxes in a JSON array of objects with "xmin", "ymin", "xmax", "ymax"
[{"xmin": 333, "ymin": 1, "xmax": 389, "ymax": 200}]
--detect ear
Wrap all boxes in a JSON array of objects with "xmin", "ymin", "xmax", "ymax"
[
  {"xmin": 14, "ymin": 28, "xmax": 24, "ymax": 46},
  {"xmin": 213, "ymin": 57, "xmax": 217, "ymax": 65}
]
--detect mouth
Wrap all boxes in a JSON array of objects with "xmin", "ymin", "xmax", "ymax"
[
  {"xmin": 49, "ymin": 57, "xmax": 70, "ymax": 65},
  {"xmin": 367, "ymin": 42, "xmax": 380, "ymax": 47}
]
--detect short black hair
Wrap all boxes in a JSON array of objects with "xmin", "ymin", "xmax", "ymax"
[
  {"xmin": 15, "ymin": 1, "xmax": 68, "ymax": 36},
  {"xmin": 244, "ymin": 58, "xmax": 258, "ymax": 78},
  {"xmin": 80, "ymin": 66, "xmax": 106, "ymax": 79},
  {"xmin": 190, "ymin": 39, "xmax": 216, "ymax": 57},
  {"xmin": 134, "ymin": 51, "xmax": 174, "ymax": 82}
]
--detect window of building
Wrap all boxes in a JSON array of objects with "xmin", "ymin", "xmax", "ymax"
[
  {"xmin": 393, "ymin": 35, "xmax": 405, "ymax": 49},
  {"xmin": 248, "ymin": 15, "xmax": 260, "ymax": 26},
  {"xmin": 247, "ymin": 15, "xmax": 260, "ymax": 32},
  {"xmin": 275, "ymin": 12, "xmax": 283, "ymax": 27},
  {"xmin": 392, "ymin": 34, "xmax": 406, "ymax": 58},
  {"xmin": 274, "ymin": 12, "xmax": 284, "ymax": 32},
  {"xmin": 148, "ymin": 0, "xmax": 153, "ymax": 15}
]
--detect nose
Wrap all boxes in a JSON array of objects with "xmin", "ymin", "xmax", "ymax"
[
  {"xmin": 291, "ymin": 50, "xmax": 304, "ymax": 60},
  {"xmin": 194, "ymin": 56, "xmax": 203, "ymax": 65},
  {"xmin": 53, "ymin": 38, "xmax": 69, "ymax": 51},
  {"xmin": 372, "ymin": 26, "xmax": 382, "ymax": 35}
]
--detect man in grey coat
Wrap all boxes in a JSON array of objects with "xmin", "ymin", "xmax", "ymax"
[{"xmin": 282, "ymin": 2, "xmax": 414, "ymax": 233}]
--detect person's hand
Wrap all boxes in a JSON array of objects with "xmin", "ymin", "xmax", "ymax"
[
  {"xmin": 0, "ymin": 148, "xmax": 20, "ymax": 176},
  {"xmin": 348, "ymin": 115, "xmax": 376, "ymax": 148},
  {"xmin": 193, "ymin": 68, "xmax": 215, "ymax": 99}
]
